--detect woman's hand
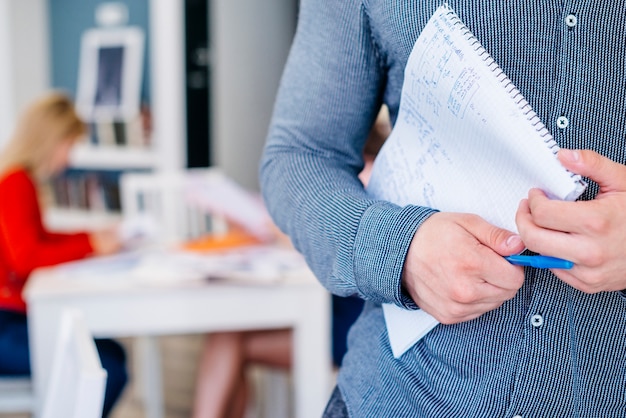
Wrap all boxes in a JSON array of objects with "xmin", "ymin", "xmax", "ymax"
[{"xmin": 89, "ymin": 227, "xmax": 123, "ymax": 255}]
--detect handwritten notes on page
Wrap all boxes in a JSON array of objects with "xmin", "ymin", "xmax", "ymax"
[{"xmin": 367, "ymin": 5, "xmax": 587, "ymax": 358}]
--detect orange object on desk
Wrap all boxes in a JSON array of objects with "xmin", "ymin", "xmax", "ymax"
[{"xmin": 182, "ymin": 229, "xmax": 262, "ymax": 252}]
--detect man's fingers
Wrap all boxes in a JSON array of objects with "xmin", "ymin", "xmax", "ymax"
[
  {"xmin": 523, "ymin": 188, "xmax": 598, "ymax": 234},
  {"xmin": 436, "ymin": 283, "xmax": 518, "ymax": 324},
  {"xmin": 456, "ymin": 214, "xmax": 526, "ymax": 288},
  {"xmin": 460, "ymin": 214, "xmax": 525, "ymax": 256},
  {"xmin": 516, "ymin": 197, "xmax": 586, "ymax": 260},
  {"xmin": 419, "ymin": 291, "xmax": 512, "ymax": 325},
  {"xmin": 558, "ymin": 149, "xmax": 626, "ymax": 193},
  {"xmin": 405, "ymin": 212, "xmax": 525, "ymax": 324},
  {"xmin": 455, "ymin": 214, "xmax": 525, "ymax": 291}
]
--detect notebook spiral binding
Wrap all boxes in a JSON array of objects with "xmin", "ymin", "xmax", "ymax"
[{"xmin": 442, "ymin": 5, "xmax": 582, "ymax": 182}]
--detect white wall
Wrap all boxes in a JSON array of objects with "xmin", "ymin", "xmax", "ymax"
[
  {"xmin": 0, "ymin": 0, "xmax": 50, "ymax": 149},
  {"xmin": 211, "ymin": 0, "xmax": 297, "ymax": 191},
  {"xmin": 12, "ymin": 0, "xmax": 50, "ymax": 111},
  {"xmin": 0, "ymin": 1, "xmax": 15, "ymax": 148}
]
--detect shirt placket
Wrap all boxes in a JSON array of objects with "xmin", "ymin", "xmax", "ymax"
[
  {"xmin": 552, "ymin": 1, "xmax": 587, "ymax": 150},
  {"xmin": 505, "ymin": 4, "xmax": 586, "ymax": 417}
]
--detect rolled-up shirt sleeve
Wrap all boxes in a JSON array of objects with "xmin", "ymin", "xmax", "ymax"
[{"xmin": 260, "ymin": 0, "xmax": 435, "ymax": 307}]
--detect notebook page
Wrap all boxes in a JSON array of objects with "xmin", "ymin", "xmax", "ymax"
[{"xmin": 367, "ymin": 5, "xmax": 586, "ymax": 358}]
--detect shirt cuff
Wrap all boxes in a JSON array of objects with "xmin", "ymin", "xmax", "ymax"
[{"xmin": 353, "ymin": 202, "xmax": 437, "ymax": 308}]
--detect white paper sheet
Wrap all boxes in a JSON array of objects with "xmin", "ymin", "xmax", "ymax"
[
  {"xmin": 57, "ymin": 246, "xmax": 310, "ymax": 286},
  {"xmin": 184, "ymin": 172, "xmax": 274, "ymax": 241}
]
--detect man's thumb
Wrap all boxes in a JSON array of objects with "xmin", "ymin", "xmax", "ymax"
[
  {"xmin": 558, "ymin": 149, "xmax": 626, "ymax": 193},
  {"xmin": 464, "ymin": 216, "xmax": 524, "ymax": 256}
]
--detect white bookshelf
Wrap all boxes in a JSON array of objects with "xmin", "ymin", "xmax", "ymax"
[
  {"xmin": 69, "ymin": 143, "xmax": 157, "ymax": 170},
  {"xmin": 44, "ymin": 208, "xmax": 122, "ymax": 232}
]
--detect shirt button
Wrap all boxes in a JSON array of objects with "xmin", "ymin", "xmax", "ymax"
[
  {"xmin": 512, "ymin": 415, "xmax": 523, "ymax": 418},
  {"xmin": 531, "ymin": 314, "xmax": 544, "ymax": 328},
  {"xmin": 565, "ymin": 14, "xmax": 577, "ymax": 28},
  {"xmin": 557, "ymin": 116, "xmax": 569, "ymax": 129}
]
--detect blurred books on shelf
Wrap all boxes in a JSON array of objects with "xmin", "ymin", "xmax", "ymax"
[{"xmin": 48, "ymin": 169, "xmax": 141, "ymax": 214}]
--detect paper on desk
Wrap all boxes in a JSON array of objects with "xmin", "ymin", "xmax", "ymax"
[
  {"xmin": 58, "ymin": 247, "xmax": 311, "ymax": 285},
  {"xmin": 117, "ymin": 214, "xmax": 160, "ymax": 249},
  {"xmin": 201, "ymin": 246, "xmax": 312, "ymax": 283},
  {"xmin": 184, "ymin": 172, "xmax": 275, "ymax": 241},
  {"xmin": 55, "ymin": 252, "xmax": 144, "ymax": 281},
  {"xmin": 58, "ymin": 251, "xmax": 220, "ymax": 283},
  {"xmin": 367, "ymin": 5, "xmax": 586, "ymax": 358},
  {"xmin": 130, "ymin": 246, "xmax": 310, "ymax": 285}
]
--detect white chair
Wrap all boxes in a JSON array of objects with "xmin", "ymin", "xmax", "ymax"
[
  {"xmin": 40, "ymin": 309, "xmax": 107, "ymax": 418},
  {"xmin": 0, "ymin": 309, "xmax": 106, "ymax": 418},
  {"xmin": 120, "ymin": 168, "xmax": 228, "ymax": 246}
]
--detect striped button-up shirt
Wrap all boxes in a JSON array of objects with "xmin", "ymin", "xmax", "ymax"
[{"xmin": 261, "ymin": 1, "xmax": 626, "ymax": 416}]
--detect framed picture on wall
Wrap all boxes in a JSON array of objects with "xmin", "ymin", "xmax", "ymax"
[{"xmin": 76, "ymin": 27, "xmax": 144, "ymax": 122}]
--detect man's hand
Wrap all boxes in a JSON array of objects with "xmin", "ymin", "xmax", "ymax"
[
  {"xmin": 402, "ymin": 212, "xmax": 525, "ymax": 324},
  {"xmin": 516, "ymin": 149, "xmax": 626, "ymax": 294}
]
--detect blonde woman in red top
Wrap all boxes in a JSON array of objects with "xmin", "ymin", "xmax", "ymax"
[{"xmin": 0, "ymin": 92, "xmax": 127, "ymax": 416}]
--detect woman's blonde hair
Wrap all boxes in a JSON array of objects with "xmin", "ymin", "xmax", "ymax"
[{"xmin": 0, "ymin": 91, "xmax": 86, "ymax": 180}]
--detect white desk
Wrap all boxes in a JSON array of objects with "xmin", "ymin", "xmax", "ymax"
[{"xmin": 23, "ymin": 251, "xmax": 332, "ymax": 418}]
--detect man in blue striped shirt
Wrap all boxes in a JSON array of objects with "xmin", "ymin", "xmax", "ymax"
[{"xmin": 261, "ymin": 1, "xmax": 626, "ymax": 416}]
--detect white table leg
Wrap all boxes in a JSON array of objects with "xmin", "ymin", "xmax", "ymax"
[
  {"xmin": 292, "ymin": 289, "xmax": 332, "ymax": 418},
  {"xmin": 136, "ymin": 336, "xmax": 164, "ymax": 418}
]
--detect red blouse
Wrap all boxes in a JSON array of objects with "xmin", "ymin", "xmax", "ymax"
[{"xmin": 0, "ymin": 168, "xmax": 93, "ymax": 313}]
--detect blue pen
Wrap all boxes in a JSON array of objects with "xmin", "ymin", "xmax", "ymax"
[{"xmin": 505, "ymin": 255, "xmax": 574, "ymax": 269}]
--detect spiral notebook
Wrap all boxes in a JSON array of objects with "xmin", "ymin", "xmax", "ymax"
[{"xmin": 367, "ymin": 4, "xmax": 587, "ymax": 358}]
